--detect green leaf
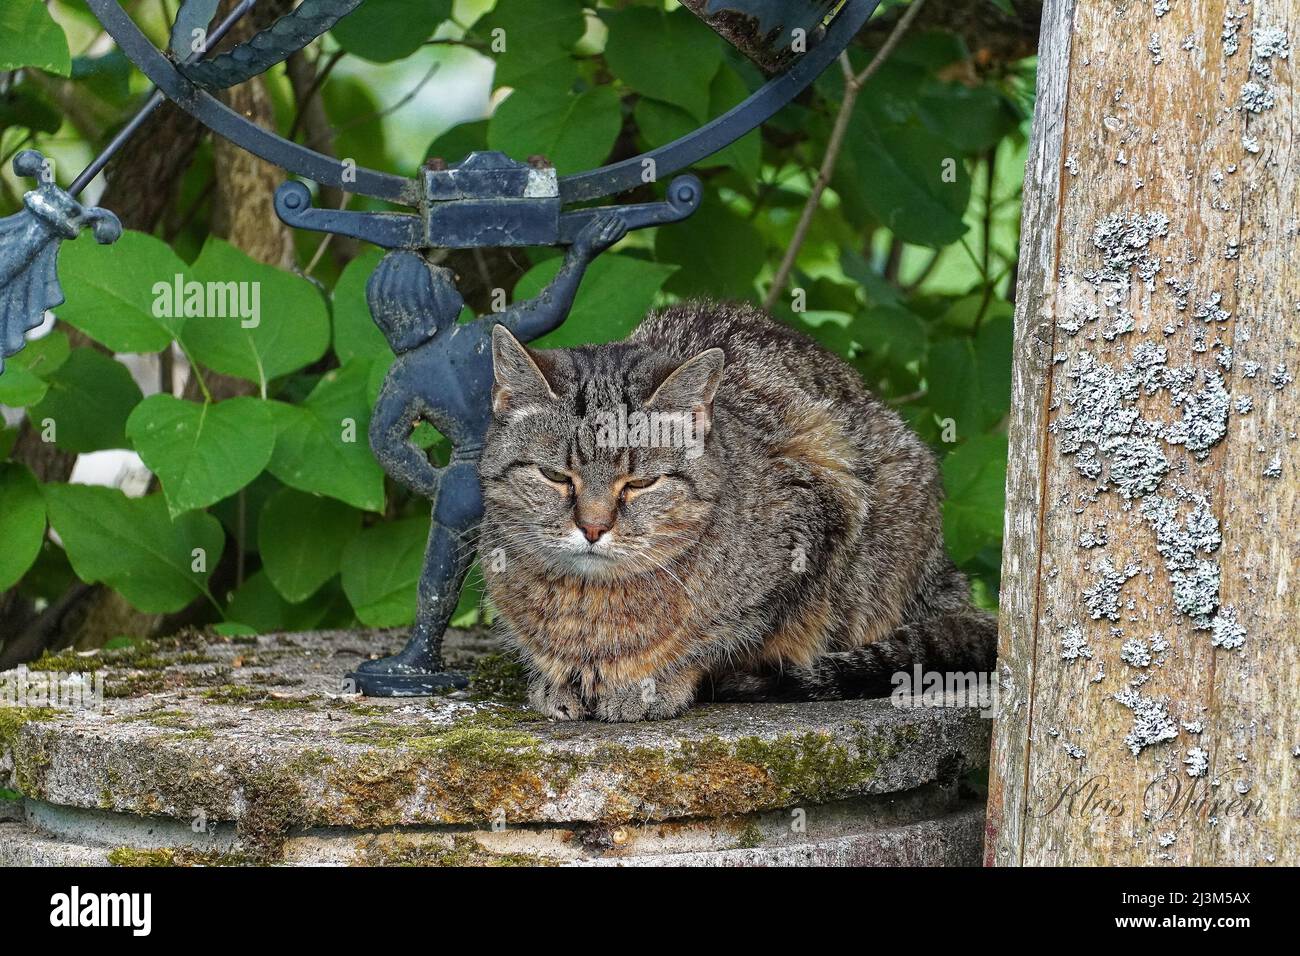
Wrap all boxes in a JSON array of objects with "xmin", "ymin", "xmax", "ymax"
[
  {"xmin": 488, "ymin": 84, "xmax": 622, "ymax": 176},
  {"xmin": 0, "ymin": 0, "xmax": 71, "ymax": 76},
  {"xmin": 0, "ymin": 331, "xmax": 70, "ymax": 407},
  {"xmin": 213, "ymin": 622, "xmax": 258, "ymax": 638},
  {"xmin": 180, "ymin": 238, "xmax": 330, "ymax": 390},
  {"xmin": 322, "ymin": 76, "xmax": 390, "ymax": 174},
  {"xmin": 57, "ymin": 230, "xmax": 188, "ymax": 351},
  {"xmin": 266, "ymin": 360, "xmax": 386, "ymax": 512},
  {"xmin": 127, "ymin": 395, "xmax": 276, "ymax": 517},
  {"xmin": 45, "ymin": 485, "xmax": 224, "ymax": 614},
  {"xmin": 225, "ymin": 570, "xmax": 342, "ymax": 633},
  {"xmin": 974, "ymin": 312, "xmax": 1013, "ymax": 425},
  {"xmin": 604, "ymin": 7, "xmax": 721, "ymax": 122},
  {"xmin": 330, "ymin": 0, "xmax": 452, "ymax": 63},
  {"xmin": 480, "ymin": 0, "xmax": 586, "ymax": 89},
  {"xmin": 341, "ymin": 515, "xmax": 430, "ymax": 627},
  {"xmin": 331, "ymin": 247, "xmax": 389, "ymax": 364},
  {"xmin": 0, "ymin": 463, "xmax": 45, "ymax": 590},
  {"xmin": 634, "ymin": 64, "xmax": 760, "ymax": 181},
  {"xmin": 836, "ymin": 106, "xmax": 971, "ymax": 248},
  {"xmin": 259, "ymin": 488, "xmax": 363, "ymax": 603},
  {"xmin": 70, "ymin": 52, "xmax": 134, "ymax": 107},
  {"xmin": 0, "ymin": 85, "xmax": 61, "ymax": 133},
  {"xmin": 515, "ymin": 254, "xmax": 677, "ymax": 349},
  {"xmin": 942, "ymin": 433, "xmax": 1008, "ymax": 565},
  {"xmin": 927, "ymin": 313, "xmax": 1013, "ymax": 436},
  {"xmin": 656, "ymin": 197, "xmax": 765, "ymax": 298},
  {"xmin": 918, "ymin": 83, "xmax": 1018, "ymax": 154},
  {"xmin": 425, "ymin": 120, "xmax": 489, "ymax": 166},
  {"xmin": 852, "ymin": 305, "xmax": 930, "ymax": 368},
  {"xmin": 29, "ymin": 349, "xmax": 143, "ymax": 453},
  {"xmin": 451, "ymin": 562, "xmax": 485, "ymax": 628}
]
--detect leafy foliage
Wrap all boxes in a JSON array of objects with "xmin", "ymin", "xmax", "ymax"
[{"xmin": 0, "ymin": 1, "xmax": 1028, "ymax": 649}]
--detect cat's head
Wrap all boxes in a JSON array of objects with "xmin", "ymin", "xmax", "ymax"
[{"xmin": 480, "ymin": 325, "xmax": 725, "ymax": 581}]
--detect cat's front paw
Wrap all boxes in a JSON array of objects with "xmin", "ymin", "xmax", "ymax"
[
  {"xmin": 529, "ymin": 680, "xmax": 587, "ymax": 721},
  {"xmin": 591, "ymin": 677, "xmax": 693, "ymax": 722}
]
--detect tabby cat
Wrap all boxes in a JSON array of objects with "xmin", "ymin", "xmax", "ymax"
[{"xmin": 479, "ymin": 301, "xmax": 996, "ymax": 722}]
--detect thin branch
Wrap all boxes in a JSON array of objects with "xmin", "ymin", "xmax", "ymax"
[
  {"xmin": 287, "ymin": 49, "xmax": 346, "ymax": 142},
  {"xmin": 762, "ymin": 0, "xmax": 928, "ymax": 312},
  {"xmin": 302, "ymin": 61, "xmax": 441, "ymax": 152}
]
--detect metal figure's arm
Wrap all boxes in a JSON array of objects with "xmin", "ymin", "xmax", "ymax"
[
  {"xmin": 369, "ymin": 375, "xmax": 440, "ymax": 498},
  {"xmin": 490, "ymin": 214, "xmax": 628, "ymax": 344}
]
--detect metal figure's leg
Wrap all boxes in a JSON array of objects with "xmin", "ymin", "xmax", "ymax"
[{"xmin": 348, "ymin": 461, "xmax": 484, "ymax": 696}]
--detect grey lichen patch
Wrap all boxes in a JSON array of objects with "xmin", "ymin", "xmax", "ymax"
[
  {"xmin": 1222, "ymin": 9, "xmax": 1245, "ymax": 56},
  {"xmin": 1061, "ymin": 623, "xmax": 1093, "ymax": 662},
  {"xmin": 1086, "ymin": 212, "xmax": 1169, "ymax": 287},
  {"xmin": 1250, "ymin": 26, "xmax": 1290, "ymax": 77},
  {"xmin": 1114, "ymin": 687, "xmax": 1179, "ymax": 756},
  {"xmin": 1209, "ymin": 606, "xmax": 1246, "ymax": 650},
  {"xmin": 1167, "ymin": 371, "xmax": 1230, "ymax": 459},
  {"xmin": 1110, "ymin": 437, "xmax": 1168, "ymax": 498},
  {"xmin": 1120, "ymin": 638, "xmax": 1152, "ymax": 668},
  {"xmin": 1171, "ymin": 561, "xmax": 1221, "ymax": 621},
  {"xmin": 1139, "ymin": 495, "xmax": 1224, "ymax": 622},
  {"xmin": 1183, "ymin": 747, "xmax": 1209, "ymax": 778},
  {"xmin": 1084, "ymin": 558, "xmax": 1140, "ymax": 621},
  {"xmin": 1240, "ymin": 81, "xmax": 1275, "ymax": 114}
]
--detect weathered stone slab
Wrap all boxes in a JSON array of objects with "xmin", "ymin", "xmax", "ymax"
[{"xmin": 1, "ymin": 629, "xmax": 990, "ymax": 864}]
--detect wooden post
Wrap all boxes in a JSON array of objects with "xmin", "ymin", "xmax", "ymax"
[{"xmin": 988, "ymin": 0, "xmax": 1297, "ymax": 865}]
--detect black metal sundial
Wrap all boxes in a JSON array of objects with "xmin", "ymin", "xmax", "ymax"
[{"xmin": 0, "ymin": 0, "xmax": 882, "ymax": 695}]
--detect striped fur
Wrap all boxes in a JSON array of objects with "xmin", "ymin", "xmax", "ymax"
[{"xmin": 479, "ymin": 301, "xmax": 997, "ymax": 721}]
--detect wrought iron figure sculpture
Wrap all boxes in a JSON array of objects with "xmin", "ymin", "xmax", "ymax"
[
  {"xmin": 0, "ymin": 0, "xmax": 883, "ymax": 696},
  {"xmin": 354, "ymin": 214, "xmax": 627, "ymax": 695}
]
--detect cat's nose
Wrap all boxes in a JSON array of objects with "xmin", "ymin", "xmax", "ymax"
[{"xmin": 578, "ymin": 520, "xmax": 611, "ymax": 543}]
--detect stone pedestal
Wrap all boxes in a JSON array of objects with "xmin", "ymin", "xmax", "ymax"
[{"xmin": 0, "ymin": 629, "xmax": 989, "ymax": 866}]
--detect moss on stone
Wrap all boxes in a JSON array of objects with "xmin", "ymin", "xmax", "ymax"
[
  {"xmin": 469, "ymin": 652, "xmax": 530, "ymax": 703},
  {"xmin": 0, "ymin": 707, "xmax": 58, "ymax": 796},
  {"xmin": 354, "ymin": 834, "xmax": 555, "ymax": 867},
  {"xmin": 252, "ymin": 697, "xmax": 318, "ymax": 711},
  {"xmin": 108, "ymin": 846, "xmax": 255, "ymax": 867},
  {"xmin": 200, "ymin": 685, "xmax": 270, "ymax": 704},
  {"xmin": 25, "ymin": 637, "xmax": 216, "ymax": 674},
  {"xmin": 735, "ymin": 819, "xmax": 765, "ymax": 849},
  {"xmin": 0, "ymin": 706, "xmax": 58, "ymax": 748}
]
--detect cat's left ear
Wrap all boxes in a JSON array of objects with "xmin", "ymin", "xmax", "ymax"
[
  {"xmin": 646, "ymin": 348, "xmax": 725, "ymax": 434},
  {"xmin": 492, "ymin": 324, "xmax": 558, "ymax": 420}
]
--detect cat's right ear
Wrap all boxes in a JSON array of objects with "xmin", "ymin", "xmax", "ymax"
[{"xmin": 492, "ymin": 325, "xmax": 558, "ymax": 420}]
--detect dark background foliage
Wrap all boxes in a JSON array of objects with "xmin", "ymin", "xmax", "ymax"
[{"xmin": 0, "ymin": 0, "xmax": 1036, "ymax": 664}]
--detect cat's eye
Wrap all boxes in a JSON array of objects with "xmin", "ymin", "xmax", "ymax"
[
  {"xmin": 621, "ymin": 476, "xmax": 660, "ymax": 494},
  {"xmin": 538, "ymin": 466, "xmax": 571, "ymax": 485}
]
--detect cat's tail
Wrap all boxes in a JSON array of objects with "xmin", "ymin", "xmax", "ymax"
[{"xmin": 703, "ymin": 611, "xmax": 999, "ymax": 703}]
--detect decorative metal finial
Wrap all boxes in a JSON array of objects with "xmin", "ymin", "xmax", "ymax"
[{"xmin": 0, "ymin": 150, "xmax": 122, "ymax": 373}]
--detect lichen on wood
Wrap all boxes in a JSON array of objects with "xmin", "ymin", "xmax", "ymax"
[{"xmin": 990, "ymin": 0, "xmax": 1297, "ymax": 865}]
